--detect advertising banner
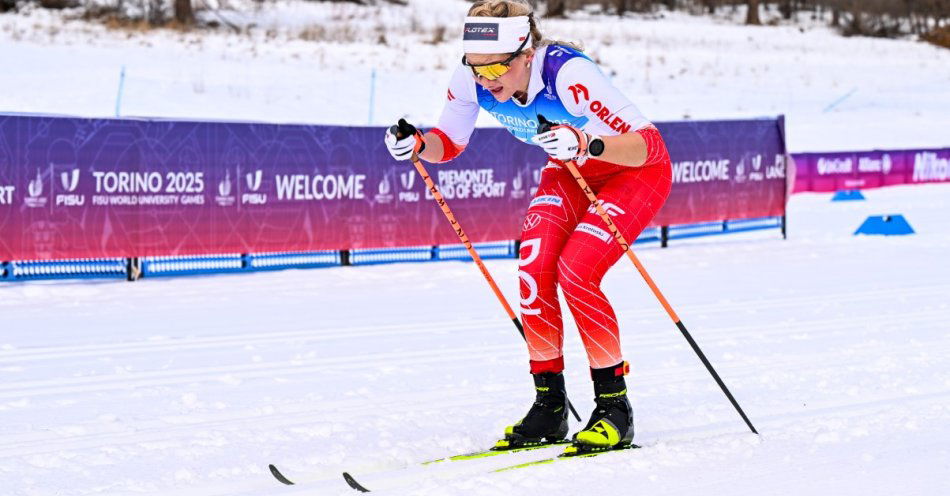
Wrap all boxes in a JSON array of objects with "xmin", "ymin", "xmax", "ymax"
[
  {"xmin": 791, "ymin": 148, "xmax": 950, "ymax": 193},
  {"xmin": 0, "ymin": 114, "xmax": 787, "ymax": 261}
]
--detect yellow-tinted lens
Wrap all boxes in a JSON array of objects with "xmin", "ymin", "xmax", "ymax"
[{"xmin": 473, "ymin": 63, "xmax": 510, "ymax": 81}]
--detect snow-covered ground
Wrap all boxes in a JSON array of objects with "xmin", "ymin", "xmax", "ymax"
[
  {"xmin": 2, "ymin": 1, "xmax": 949, "ymax": 152},
  {"xmin": 3, "ymin": 2, "xmax": 950, "ymax": 494},
  {"xmin": 2, "ymin": 182, "xmax": 949, "ymax": 495}
]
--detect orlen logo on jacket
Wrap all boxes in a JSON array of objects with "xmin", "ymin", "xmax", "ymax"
[
  {"xmin": 398, "ymin": 171, "xmax": 419, "ymax": 202},
  {"xmin": 568, "ymin": 83, "xmax": 632, "ymax": 134},
  {"xmin": 55, "ymin": 168, "xmax": 85, "ymax": 207},
  {"xmin": 24, "ymin": 168, "xmax": 47, "ymax": 208},
  {"xmin": 243, "ymin": 170, "xmax": 267, "ymax": 205}
]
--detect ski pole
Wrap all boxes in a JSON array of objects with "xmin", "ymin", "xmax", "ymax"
[
  {"xmin": 394, "ymin": 119, "xmax": 581, "ymax": 422},
  {"xmin": 537, "ymin": 114, "xmax": 758, "ymax": 435}
]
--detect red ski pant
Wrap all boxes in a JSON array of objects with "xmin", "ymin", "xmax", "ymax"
[{"xmin": 519, "ymin": 159, "xmax": 672, "ymax": 373}]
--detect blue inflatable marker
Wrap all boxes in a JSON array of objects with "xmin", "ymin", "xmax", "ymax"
[
  {"xmin": 832, "ymin": 190, "xmax": 865, "ymax": 201},
  {"xmin": 854, "ymin": 215, "xmax": 915, "ymax": 236}
]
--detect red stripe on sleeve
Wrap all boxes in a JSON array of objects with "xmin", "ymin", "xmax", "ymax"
[
  {"xmin": 430, "ymin": 128, "xmax": 465, "ymax": 163},
  {"xmin": 636, "ymin": 127, "xmax": 671, "ymax": 167}
]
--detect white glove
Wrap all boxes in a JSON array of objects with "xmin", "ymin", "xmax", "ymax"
[
  {"xmin": 531, "ymin": 125, "xmax": 592, "ymax": 165},
  {"xmin": 384, "ymin": 119, "xmax": 425, "ymax": 161}
]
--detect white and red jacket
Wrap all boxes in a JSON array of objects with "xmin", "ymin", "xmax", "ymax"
[{"xmin": 431, "ymin": 44, "xmax": 652, "ymax": 169}]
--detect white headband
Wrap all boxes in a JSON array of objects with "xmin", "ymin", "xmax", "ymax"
[{"xmin": 462, "ymin": 16, "xmax": 532, "ymax": 54}]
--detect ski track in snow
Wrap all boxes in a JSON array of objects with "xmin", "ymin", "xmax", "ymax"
[{"xmin": 0, "ymin": 183, "xmax": 948, "ymax": 495}]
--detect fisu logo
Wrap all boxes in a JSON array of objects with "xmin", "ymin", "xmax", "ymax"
[
  {"xmin": 398, "ymin": 171, "xmax": 420, "ymax": 202},
  {"xmin": 400, "ymin": 171, "xmax": 415, "ymax": 190},
  {"xmin": 752, "ymin": 154, "xmax": 763, "ymax": 171},
  {"xmin": 55, "ymin": 168, "xmax": 85, "ymax": 207},
  {"xmin": 242, "ymin": 170, "xmax": 267, "ymax": 205},
  {"xmin": 518, "ymin": 238, "xmax": 543, "ymax": 316},
  {"xmin": 60, "ymin": 169, "xmax": 80, "ymax": 192},
  {"xmin": 245, "ymin": 170, "xmax": 263, "ymax": 191}
]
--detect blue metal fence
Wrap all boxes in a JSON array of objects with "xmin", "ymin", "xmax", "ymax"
[{"xmin": 0, "ymin": 216, "xmax": 784, "ymax": 282}]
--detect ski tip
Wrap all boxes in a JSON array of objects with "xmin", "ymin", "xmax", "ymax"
[
  {"xmin": 268, "ymin": 464, "xmax": 295, "ymax": 485},
  {"xmin": 342, "ymin": 472, "xmax": 371, "ymax": 493}
]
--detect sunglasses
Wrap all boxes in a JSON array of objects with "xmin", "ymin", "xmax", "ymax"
[{"xmin": 462, "ymin": 35, "xmax": 530, "ymax": 81}]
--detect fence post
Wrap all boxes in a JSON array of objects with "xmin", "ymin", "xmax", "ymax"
[
  {"xmin": 368, "ymin": 68, "xmax": 376, "ymax": 125},
  {"xmin": 781, "ymin": 214, "xmax": 787, "ymax": 239},
  {"xmin": 126, "ymin": 257, "xmax": 141, "ymax": 281},
  {"xmin": 340, "ymin": 250, "xmax": 351, "ymax": 266},
  {"xmin": 115, "ymin": 65, "xmax": 126, "ymax": 117},
  {"xmin": 661, "ymin": 226, "xmax": 669, "ymax": 248}
]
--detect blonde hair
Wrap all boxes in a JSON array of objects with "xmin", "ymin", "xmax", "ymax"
[{"xmin": 467, "ymin": 0, "xmax": 584, "ymax": 52}]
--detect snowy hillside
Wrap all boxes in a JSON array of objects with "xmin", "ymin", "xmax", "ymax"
[
  {"xmin": 2, "ymin": 0, "xmax": 949, "ymax": 152},
  {"xmin": 2, "ymin": 183, "xmax": 949, "ymax": 495}
]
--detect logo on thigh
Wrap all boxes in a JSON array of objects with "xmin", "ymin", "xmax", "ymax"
[
  {"xmin": 575, "ymin": 222, "xmax": 612, "ymax": 243},
  {"xmin": 588, "ymin": 200, "xmax": 625, "ymax": 217},
  {"xmin": 529, "ymin": 195, "xmax": 563, "ymax": 209},
  {"xmin": 518, "ymin": 238, "xmax": 542, "ymax": 316},
  {"xmin": 523, "ymin": 213, "xmax": 543, "ymax": 231}
]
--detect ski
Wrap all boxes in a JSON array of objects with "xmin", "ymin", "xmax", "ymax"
[
  {"xmin": 335, "ymin": 441, "xmax": 569, "ymax": 491},
  {"xmin": 268, "ymin": 464, "xmax": 296, "ymax": 485},
  {"xmin": 338, "ymin": 443, "xmax": 641, "ymax": 492},
  {"xmin": 420, "ymin": 439, "xmax": 571, "ymax": 465},
  {"xmin": 493, "ymin": 443, "xmax": 641, "ymax": 472},
  {"xmin": 343, "ymin": 471, "xmax": 370, "ymax": 492},
  {"xmin": 269, "ymin": 440, "xmax": 568, "ymax": 488}
]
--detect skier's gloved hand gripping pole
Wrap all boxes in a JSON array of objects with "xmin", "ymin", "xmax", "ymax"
[
  {"xmin": 535, "ymin": 114, "xmax": 758, "ymax": 435},
  {"xmin": 390, "ymin": 118, "xmax": 582, "ymax": 423}
]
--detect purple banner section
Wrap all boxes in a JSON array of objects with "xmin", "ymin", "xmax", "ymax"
[
  {"xmin": 0, "ymin": 114, "xmax": 787, "ymax": 261},
  {"xmin": 655, "ymin": 117, "xmax": 787, "ymax": 226},
  {"xmin": 791, "ymin": 148, "xmax": 950, "ymax": 193}
]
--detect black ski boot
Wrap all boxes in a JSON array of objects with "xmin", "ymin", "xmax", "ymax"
[
  {"xmin": 567, "ymin": 362, "xmax": 634, "ymax": 455},
  {"xmin": 493, "ymin": 372, "xmax": 569, "ymax": 450}
]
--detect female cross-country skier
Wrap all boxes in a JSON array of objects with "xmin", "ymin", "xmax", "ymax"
[{"xmin": 384, "ymin": 0, "xmax": 672, "ymax": 455}]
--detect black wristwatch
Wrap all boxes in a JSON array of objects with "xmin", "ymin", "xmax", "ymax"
[{"xmin": 588, "ymin": 136, "xmax": 605, "ymax": 157}]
